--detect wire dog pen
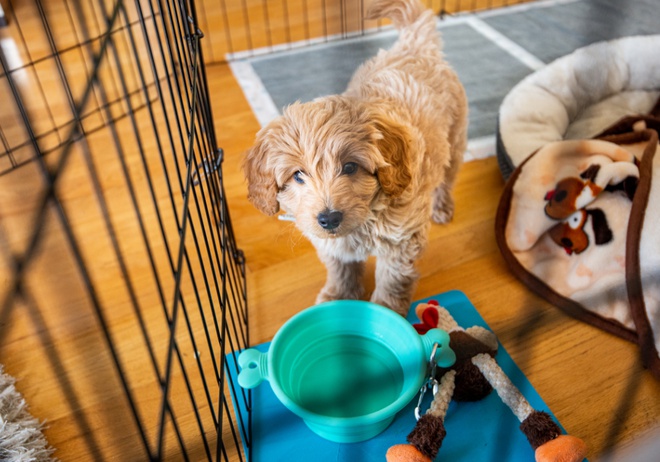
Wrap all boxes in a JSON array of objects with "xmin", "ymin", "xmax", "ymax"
[
  {"xmin": 1, "ymin": 0, "xmax": 248, "ymax": 460},
  {"xmin": 0, "ymin": 0, "xmax": 533, "ymax": 461}
]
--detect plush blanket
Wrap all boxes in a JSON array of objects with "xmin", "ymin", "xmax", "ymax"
[{"xmin": 496, "ymin": 106, "xmax": 660, "ymax": 380}]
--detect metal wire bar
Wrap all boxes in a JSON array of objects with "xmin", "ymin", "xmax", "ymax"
[
  {"xmin": 0, "ymin": 0, "xmax": 166, "ymax": 171},
  {"xmin": 4, "ymin": 0, "xmax": 63, "ymax": 153},
  {"xmin": 0, "ymin": 93, "xmax": 158, "ymax": 176}
]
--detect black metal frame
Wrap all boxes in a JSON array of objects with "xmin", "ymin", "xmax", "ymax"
[{"xmin": 1, "ymin": 0, "xmax": 249, "ymax": 460}]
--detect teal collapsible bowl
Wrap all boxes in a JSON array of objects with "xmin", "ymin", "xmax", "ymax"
[{"xmin": 237, "ymin": 300, "xmax": 455, "ymax": 443}]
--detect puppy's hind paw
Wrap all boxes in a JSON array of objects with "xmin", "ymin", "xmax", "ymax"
[
  {"xmin": 432, "ymin": 190, "xmax": 455, "ymax": 224},
  {"xmin": 432, "ymin": 206, "xmax": 454, "ymax": 224}
]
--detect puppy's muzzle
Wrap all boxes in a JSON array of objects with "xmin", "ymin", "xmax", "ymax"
[{"xmin": 317, "ymin": 209, "xmax": 343, "ymax": 231}]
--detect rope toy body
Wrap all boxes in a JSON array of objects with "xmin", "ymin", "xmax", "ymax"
[{"xmin": 386, "ymin": 301, "xmax": 587, "ymax": 462}]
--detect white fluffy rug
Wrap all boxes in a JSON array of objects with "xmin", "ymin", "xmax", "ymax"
[{"xmin": 0, "ymin": 366, "xmax": 55, "ymax": 462}]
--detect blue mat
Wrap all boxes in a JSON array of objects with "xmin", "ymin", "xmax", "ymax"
[{"xmin": 228, "ymin": 290, "xmax": 574, "ymax": 461}]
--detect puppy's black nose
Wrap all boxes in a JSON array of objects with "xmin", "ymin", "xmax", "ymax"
[{"xmin": 317, "ymin": 210, "xmax": 343, "ymax": 230}]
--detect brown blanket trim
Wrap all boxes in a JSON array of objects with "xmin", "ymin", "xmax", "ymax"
[
  {"xmin": 598, "ymin": 116, "xmax": 660, "ymax": 139},
  {"xmin": 623, "ymin": 130, "xmax": 659, "ymax": 379},
  {"xmin": 600, "ymin": 118, "xmax": 660, "ymax": 378},
  {"xmin": 652, "ymin": 95, "xmax": 660, "ymax": 118},
  {"xmin": 495, "ymin": 151, "xmax": 638, "ymax": 344}
]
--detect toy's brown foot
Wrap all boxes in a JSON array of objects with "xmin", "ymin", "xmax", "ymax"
[
  {"xmin": 386, "ymin": 444, "xmax": 432, "ymax": 462},
  {"xmin": 535, "ymin": 434, "xmax": 588, "ymax": 462}
]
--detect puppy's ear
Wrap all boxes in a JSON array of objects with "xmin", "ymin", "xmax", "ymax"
[
  {"xmin": 243, "ymin": 137, "xmax": 280, "ymax": 216},
  {"xmin": 372, "ymin": 116, "xmax": 412, "ymax": 197}
]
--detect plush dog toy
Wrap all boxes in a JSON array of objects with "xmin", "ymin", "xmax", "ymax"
[{"xmin": 386, "ymin": 301, "xmax": 587, "ymax": 462}]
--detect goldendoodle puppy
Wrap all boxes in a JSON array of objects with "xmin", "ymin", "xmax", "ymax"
[{"xmin": 244, "ymin": 0, "xmax": 468, "ymax": 315}]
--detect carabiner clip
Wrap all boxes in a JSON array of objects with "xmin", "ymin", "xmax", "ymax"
[{"xmin": 414, "ymin": 342, "xmax": 441, "ymax": 421}]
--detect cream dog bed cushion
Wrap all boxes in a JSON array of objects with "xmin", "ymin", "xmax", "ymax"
[{"xmin": 497, "ymin": 35, "xmax": 660, "ymax": 179}]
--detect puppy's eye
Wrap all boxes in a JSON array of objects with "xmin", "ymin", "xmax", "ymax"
[
  {"xmin": 293, "ymin": 171, "xmax": 305, "ymax": 184},
  {"xmin": 342, "ymin": 162, "xmax": 358, "ymax": 175}
]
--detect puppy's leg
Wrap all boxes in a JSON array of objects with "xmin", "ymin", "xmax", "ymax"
[
  {"xmin": 432, "ymin": 149, "xmax": 463, "ymax": 224},
  {"xmin": 431, "ymin": 182, "xmax": 456, "ymax": 224},
  {"xmin": 316, "ymin": 255, "xmax": 365, "ymax": 304},
  {"xmin": 371, "ymin": 257, "xmax": 419, "ymax": 316},
  {"xmin": 433, "ymin": 108, "xmax": 467, "ymax": 224},
  {"xmin": 370, "ymin": 236, "xmax": 424, "ymax": 316}
]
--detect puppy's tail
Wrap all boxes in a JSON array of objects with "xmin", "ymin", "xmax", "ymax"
[{"xmin": 365, "ymin": 0, "xmax": 429, "ymax": 30}]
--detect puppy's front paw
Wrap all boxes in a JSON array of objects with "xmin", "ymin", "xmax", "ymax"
[
  {"xmin": 432, "ymin": 205, "xmax": 454, "ymax": 224},
  {"xmin": 316, "ymin": 285, "xmax": 364, "ymax": 305},
  {"xmin": 315, "ymin": 289, "xmax": 336, "ymax": 305},
  {"xmin": 370, "ymin": 293, "xmax": 410, "ymax": 317}
]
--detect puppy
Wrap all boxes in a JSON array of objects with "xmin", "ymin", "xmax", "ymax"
[{"xmin": 243, "ymin": 0, "xmax": 468, "ymax": 315}]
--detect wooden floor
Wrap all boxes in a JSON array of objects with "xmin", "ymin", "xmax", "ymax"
[{"xmin": 1, "ymin": 0, "xmax": 659, "ymax": 461}]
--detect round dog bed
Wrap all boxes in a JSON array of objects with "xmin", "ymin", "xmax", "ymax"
[
  {"xmin": 495, "ymin": 34, "xmax": 660, "ymax": 379},
  {"xmin": 497, "ymin": 35, "xmax": 660, "ymax": 179}
]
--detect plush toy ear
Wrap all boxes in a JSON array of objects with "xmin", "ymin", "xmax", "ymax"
[
  {"xmin": 372, "ymin": 115, "xmax": 412, "ymax": 198},
  {"xmin": 243, "ymin": 137, "xmax": 280, "ymax": 216}
]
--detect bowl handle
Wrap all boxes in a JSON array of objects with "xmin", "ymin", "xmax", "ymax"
[
  {"xmin": 237, "ymin": 348, "xmax": 269, "ymax": 389},
  {"xmin": 421, "ymin": 328, "xmax": 456, "ymax": 368}
]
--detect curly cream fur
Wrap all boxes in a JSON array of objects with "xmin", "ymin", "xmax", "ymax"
[{"xmin": 243, "ymin": 0, "xmax": 468, "ymax": 315}]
